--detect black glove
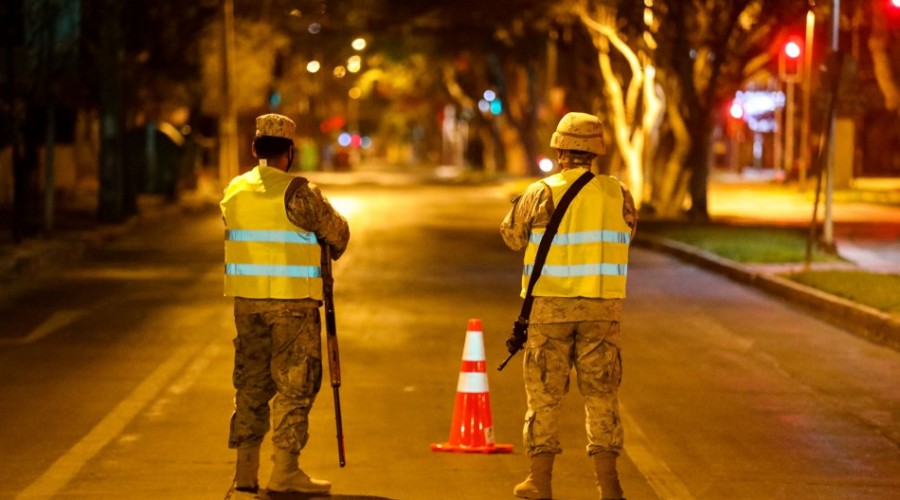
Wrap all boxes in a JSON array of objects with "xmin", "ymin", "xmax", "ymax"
[{"xmin": 505, "ymin": 318, "xmax": 529, "ymax": 354}]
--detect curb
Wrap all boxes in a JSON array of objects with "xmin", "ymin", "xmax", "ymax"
[{"xmin": 634, "ymin": 234, "xmax": 900, "ymax": 353}]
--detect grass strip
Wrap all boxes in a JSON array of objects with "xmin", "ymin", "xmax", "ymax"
[
  {"xmin": 788, "ymin": 270, "xmax": 900, "ymax": 314},
  {"xmin": 640, "ymin": 222, "xmax": 844, "ymax": 264}
]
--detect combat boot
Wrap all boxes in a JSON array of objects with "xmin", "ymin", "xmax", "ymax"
[
  {"xmin": 225, "ymin": 445, "xmax": 261, "ymax": 499},
  {"xmin": 593, "ymin": 451, "xmax": 625, "ymax": 500},
  {"xmin": 224, "ymin": 483, "xmax": 259, "ymax": 500},
  {"xmin": 266, "ymin": 448, "xmax": 331, "ymax": 494},
  {"xmin": 513, "ymin": 452, "xmax": 554, "ymax": 499}
]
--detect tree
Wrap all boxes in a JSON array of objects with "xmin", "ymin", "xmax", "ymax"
[
  {"xmin": 1, "ymin": 0, "xmax": 83, "ymax": 237},
  {"xmin": 574, "ymin": 1, "xmax": 664, "ymax": 210},
  {"xmin": 869, "ymin": 0, "xmax": 900, "ymax": 116},
  {"xmin": 562, "ymin": 0, "xmax": 807, "ymax": 219},
  {"xmin": 319, "ymin": 0, "xmax": 556, "ymax": 174}
]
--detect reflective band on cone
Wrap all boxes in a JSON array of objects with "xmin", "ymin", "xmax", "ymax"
[{"xmin": 431, "ymin": 319, "xmax": 513, "ymax": 454}]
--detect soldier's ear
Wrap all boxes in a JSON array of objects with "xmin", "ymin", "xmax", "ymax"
[{"xmin": 250, "ymin": 140, "xmax": 258, "ymax": 158}]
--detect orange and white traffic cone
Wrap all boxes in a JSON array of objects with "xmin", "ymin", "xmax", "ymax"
[{"xmin": 431, "ymin": 319, "xmax": 513, "ymax": 454}]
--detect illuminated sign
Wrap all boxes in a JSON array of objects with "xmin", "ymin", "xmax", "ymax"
[{"xmin": 732, "ymin": 90, "xmax": 785, "ymax": 133}]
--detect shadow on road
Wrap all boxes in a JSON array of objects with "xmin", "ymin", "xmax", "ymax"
[{"xmin": 265, "ymin": 492, "xmax": 397, "ymax": 500}]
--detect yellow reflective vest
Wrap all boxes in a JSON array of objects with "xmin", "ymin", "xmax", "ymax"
[
  {"xmin": 523, "ymin": 168, "xmax": 631, "ymax": 299},
  {"xmin": 220, "ymin": 165, "xmax": 323, "ymax": 300}
]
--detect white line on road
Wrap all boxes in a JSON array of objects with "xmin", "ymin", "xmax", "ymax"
[
  {"xmin": 16, "ymin": 341, "xmax": 209, "ymax": 499},
  {"xmin": 621, "ymin": 403, "xmax": 696, "ymax": 500},
  {"xmin": 0, "ymin": 309, "xmax": 88, "ymax": 345}
]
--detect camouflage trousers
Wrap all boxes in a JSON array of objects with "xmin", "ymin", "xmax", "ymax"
[
  {"xmin": 228, "ymin": 305, "xmax": 323, "ymax": 453},
  {"xmin": 522, "ymin": 320, "xmax": 623, "ymax": 457}
]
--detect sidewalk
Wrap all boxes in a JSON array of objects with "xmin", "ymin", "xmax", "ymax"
[
  {"xmin": 705, "ymin": 173, "xmax": 900, "ymax": 275},
  {"xmin": 639, "ymin": 172, "xmax": 900, "ymax": 352},
  {"xmin": 0, "ymin": 186, "xmax": 217, "ymax": 285},
  {"xmin": 635, "ymin": 233, "xmax": 900, "ymax": 353}
]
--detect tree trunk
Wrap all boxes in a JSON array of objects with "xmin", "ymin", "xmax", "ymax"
[
  {"xmin": 96, "ymin": 1, "xmax": 126, "ymax": 223},
  {"xmin": 686, "ymin": 111, "xmax": 711, "ymax": 221},
  {"xmin": 12, "ymin": 108, "xmax": 42, "ymax": 241},
  {"xmin": 653, "ymin": 82, "xmax": 691, "ymax": 218},
  {"xmin": 43, "ymin": 104, "xmax": 56, "ymax": 232},
  {"xmin": 520, "ymin": 62, "xmax": 539, "ymax": 176}
]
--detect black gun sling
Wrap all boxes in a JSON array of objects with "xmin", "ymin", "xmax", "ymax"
[{"xmin": 518, "ymin": 169, "xmax": 596, "ymax": 323}]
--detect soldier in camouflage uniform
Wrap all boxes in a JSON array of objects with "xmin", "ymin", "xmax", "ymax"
[
  {"xmin": 501, "ymin": 112, "xmax": 636, "ymax": 500},
  {"xmin": 221, "ymin": 114, "xmax": 350, "ymax": 499}
]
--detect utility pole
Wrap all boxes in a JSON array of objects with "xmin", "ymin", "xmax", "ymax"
[
  {"xmin": 800, "ymin": 10, "xmax": 815, "ymax": 187},
  {"xmin": 219, "ymin": 0, "xmax": 239, "ymax": 186},
  {"xmin": 823, "ymin": 0, "xmax": 839, "ymax": 250}
]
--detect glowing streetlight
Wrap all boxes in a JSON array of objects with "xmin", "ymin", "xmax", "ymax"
[
  {"xmin": 306, "ymin": 60, "xmax": 321, "ymax": 73},
  {"xmin": 347, "ymin": 55, "xmax": 362, "ymax": 73},
  {"xmin": 538, "ymin": 157, "xmax": 555, "ymax": 173},
  {"xmin": 351, "ymin": 37, "xmax": 367, "ymax": 51}
]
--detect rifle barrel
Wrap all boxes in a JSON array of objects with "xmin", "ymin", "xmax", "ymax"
[
  {"xmin": 497, "ymin": 351, "xmax": 516, "ymax": 371},
  {"xmin": 322, "ymin": 243, "xmax": 345, "ymax": 466}
]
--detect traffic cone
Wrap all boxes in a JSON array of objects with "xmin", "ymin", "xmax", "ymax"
[{"xmin": 431, "ymin": 319, "xmax": 513, "ymax": 454}]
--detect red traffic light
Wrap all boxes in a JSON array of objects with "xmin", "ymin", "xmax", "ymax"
[
  {"xmin": 887, "ymin": 0, "xmax": 900, "ymax": 25},
  {"xmin": 784, "ymin": 40, "xmax": 802, "ymax": 59},
  {"xmin": 778, "ymin": 36, "xmax": 803, "ymax": 80},
  {"xmin": 885, "ymin": 0, "xmax": 900, "ymax": 27}
]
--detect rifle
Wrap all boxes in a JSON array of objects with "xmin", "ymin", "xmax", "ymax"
[
  {"xmin": 498, "ymin": 316, "xmax": 528, "ymax": 371},
  {"xmin": 498, "ymin": 170, "xmax": 595, "ymax": 371},
  {"xmin": 321, "ymin": 243, "xmax": 346, "ymax": 467}
]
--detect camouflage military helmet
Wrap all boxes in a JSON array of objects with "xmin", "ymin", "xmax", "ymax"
[
  {"xmin": 550, "ymin": 112, "xmax": 604, "ymax": 155},
  {"xmin": 255, "ymin": 113, "xmax": 296, "ymax": 140}
]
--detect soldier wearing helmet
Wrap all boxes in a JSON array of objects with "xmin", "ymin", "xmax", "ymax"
[
  {"xmin": 221, "ymin": 114, "xmax": 350, "ymax": 498},
  {"xmin": 501, "ymin": 112, "xmax": 636, "ymax": 500}
]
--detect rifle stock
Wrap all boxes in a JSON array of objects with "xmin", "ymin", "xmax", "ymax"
[{"xmin": 321, "ymin": 244, "xmax": 346, "ymax": 467}]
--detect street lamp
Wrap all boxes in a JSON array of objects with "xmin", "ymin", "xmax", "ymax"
[{"xmin": 347, "ymin": 55, "xmax": 362, "ymax": 73}]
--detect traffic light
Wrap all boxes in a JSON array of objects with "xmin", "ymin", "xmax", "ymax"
[
  {"xmin": 779, "ymin": 37, "xmax": 803, "ymax": 81},
  {"xmin": 725, "ymin": 99, "xmax": 744, "ymax": 137},
  {"xmin": 887, "ymin": 0, "xmax": 900, "ymax": 27}
]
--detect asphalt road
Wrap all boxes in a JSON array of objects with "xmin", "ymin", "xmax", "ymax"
[{"xmin": 0, "ymin": 182, "xmax": 898, "ymax": 500}]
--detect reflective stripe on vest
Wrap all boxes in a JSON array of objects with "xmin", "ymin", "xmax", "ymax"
[
  {"xmin": 522, "ymin": 168, "xmax": 631, "ymax": 299},
  {"xmin": 220, "ymin": 166, "xmax": 323, "ymax": 300}
]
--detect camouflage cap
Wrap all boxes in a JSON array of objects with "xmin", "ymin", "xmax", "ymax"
[{"xmin": 255, "ymin": 113, "xmax": 296, "ymax": 140}]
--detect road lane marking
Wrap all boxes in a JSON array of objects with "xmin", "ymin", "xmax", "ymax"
[
  {"xmin": 16, "ymin": 341, "xmax": 207, "ymax": 499},
  {"xmin": 146, "ymin": 342, "xmax": 222, "ymax": 419},
  {"xmin": 621, "ymin": 403, "xmax": 696, "ymax": 500},
  {"xmin": 0, "ymin": 310, "xmax": 88, "ymax": 346}
]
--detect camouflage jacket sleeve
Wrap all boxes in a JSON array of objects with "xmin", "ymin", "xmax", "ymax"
[
  {"xmin": 500, "ymin": 177, "xmax": 638, "ymax": 251},
  {"xmin": 284, "ymin": 177, "xmax": 351, "ymax": 260},
  {"xmin": 620, "ymin": 183, "xmax": 638, "ymax": 239},
  {"xmin": 500, "ymin": 182, "xmax": 553, "ymax": 251}
]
